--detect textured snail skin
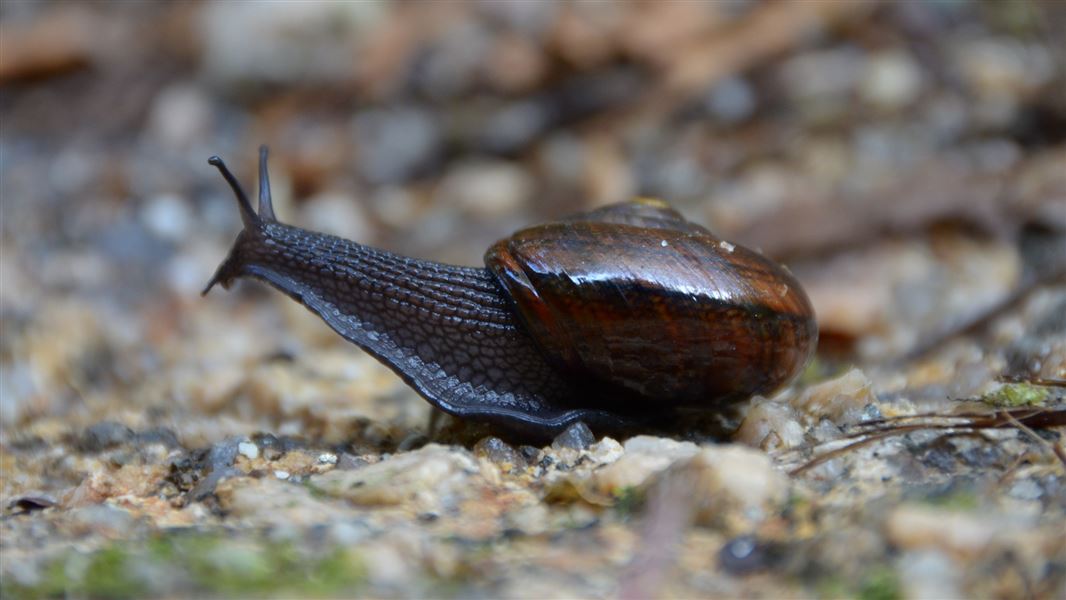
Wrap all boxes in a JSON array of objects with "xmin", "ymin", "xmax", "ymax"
[{"xmin": 204, "ymin": 147, "xmax": 817, "ymax": 437}]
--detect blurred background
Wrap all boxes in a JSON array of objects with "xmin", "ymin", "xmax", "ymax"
[
  {"xmin": 3, "ymin": 1, "xmax": 1066, "ymax": 597},
  {"xmin": 3, "ymin": 0, "xmax": 1065, "ymax": 437}
]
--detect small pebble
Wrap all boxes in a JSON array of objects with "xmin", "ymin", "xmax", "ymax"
[
  {"xmin": 898, "ymin": 550, "xmax": 962, "ymax": 599},
  {"xmin": 860, "ymin": 51, "xmax": 924, "ymax": 110},
  {"xmin": 779, "ymin": 47, "xmax": 864, "ymax": 101},
  {"xmin": 718, "ymin": 535, "xmax": 770, "ymax": 574},
  {"xmin": 7, "ymin": 495, "xmax": 57, "ymax": 513},
  {"xmin": 317, "ymin": 453, "xmax": 338, "ymax": 465},
  {"xmin": 1008, "ymin": 479, "xmax": 1043, "ymax": 501},
  {"xmin": 478, "ymin": 99, "xmax": 553, "ymax": 154},
  {"xmin": 237, "ymin": 441, "xmax": 259, "ymax": 460},
  {"xmin": 397, "ymin": 433, "xmax": 429, "ymax": 452},
  {"xmin": 146, "ymin": 83, "xmax": 213, "ymax": 149},
  {"xmin": 473, "ymin": 436, "xmax": 524, "ymax": 469},
  {"xmin": 67, "ymin": 504, "xmax": 136, "ymax": 536},
  {"xmin": 133, "ymin": 427, "xmax": 181, "ymax": 449},
  {"xmin": 353, "ymin": 106, "xmax": 442, "ymax": 184},
  {"xmin": 78, "ymin": 421, "xmax": 134, "ymax": 452},
  {"xmin": 141, "ymin": 194, "xmax": 193, "ymax": 242},
  {"xmin": 519, "ymin": 446, "xmax": 542, "ymax": 463},
  {"xmin": 703, "ymin": 76, "xmax": 756, "ymax": 124},
  {"xmin": 861, "ymin": 403, "xmax": 883, "ymax": 422},
  {"xmin": 301, "ymin": 192, "xmax": 371, "ymax": 241},
  {"xmin": 336, "ymin": 453, "xmax": 368, "ymax": 470},
  {"xmin": 551, "ymin": 421, "xmax": 596, "ymax": 451},
  {"xmin": 436, "ymin": 160, "xmax": 533, "ymax": 218},
  {"xmin": 274, "ymin": 470, "xmax": 291, "ymax": 480}
]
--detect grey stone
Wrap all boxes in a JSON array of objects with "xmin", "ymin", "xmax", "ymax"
[
  {"xmin": 78, "ymin": 421, "xmax": 134, "ymax": 452},
  {"xmin": 551, "ymin": 421, "xmax": 595, "ymax": 451}
]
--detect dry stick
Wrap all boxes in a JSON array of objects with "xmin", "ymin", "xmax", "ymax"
[
  {"xmin": 785, "ymin": 407, "xmax": 1066, "ymax": 476},
  {"xmin": 998, "ymin": 375, "xmax": 1066, "ymax": 388},
  {"xmin": 1003, "ymin": 411, "xmax": 1066, "ymax": 470},
  {"xmin": 850, "ymin": 407, "xmax": 1066, "ymax": 433}
]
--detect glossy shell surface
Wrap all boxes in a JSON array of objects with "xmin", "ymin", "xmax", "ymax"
[{"xmin": 485, "ymin": 200, "xmax": 817, "ymax": 409}]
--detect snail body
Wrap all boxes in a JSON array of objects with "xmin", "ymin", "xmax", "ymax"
[{"xmin": 205, "ymin": 148, "xmax": 817, "ymax": 436}]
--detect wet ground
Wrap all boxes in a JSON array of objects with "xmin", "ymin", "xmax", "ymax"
[{"xmin": 1, "ymin": 1, "xmax": 1064, "ymax": 598}]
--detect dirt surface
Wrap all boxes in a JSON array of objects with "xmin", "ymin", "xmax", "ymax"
[{"xmin": 2, "ymin": 1, "xmax": 1065, "ymax": 598}]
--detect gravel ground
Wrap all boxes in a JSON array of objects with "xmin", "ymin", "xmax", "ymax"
[{"xmin": 2, "ymin": 1, "xmax": 1065, "ymax": 598}]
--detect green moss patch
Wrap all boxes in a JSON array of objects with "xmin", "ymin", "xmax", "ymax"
[
  {"xmin": 981, "ymin": 383, "xmax": 1050, "ymax": 408},
  {"xmin": 3, "ymin": 531, "xmax": 366, "ymax": 600}
]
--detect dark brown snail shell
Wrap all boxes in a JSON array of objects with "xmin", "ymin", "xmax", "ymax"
[{"xmin": 204, "ymin": 147, "xmax": 817, "ymax": 437}]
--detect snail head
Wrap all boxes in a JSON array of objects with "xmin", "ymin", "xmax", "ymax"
[{"xmin": 202, "ymin": 145, "xmax": 277, "ymax": 295}]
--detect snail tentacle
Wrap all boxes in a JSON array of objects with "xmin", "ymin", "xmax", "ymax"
[
  {"xmin": 256, "ymin": 145, "xmax": 276, "ymax": 221},
  {"xmin": 206, "ymin": 155, "xmax": 258, "ymax": 227}
]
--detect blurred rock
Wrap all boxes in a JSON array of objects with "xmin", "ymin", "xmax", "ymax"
[
  {"xmin": 237, "ymin": 441, "xmax": 259, "ymax": 460},
  {"xmin": 477, "ymin": 0, "xmax": 558, "ymax": 37},
  {"xmin": 897, "ymin": 550, "xmax": 962, "ymax": 600},
  {"xmin": 683, "ymin": 445, "xmax": 789, "ymax": 527},
  {"xmin": 412, "ymin": 20, "xmax": 492, "ymax": 101},
  {"xmin": 66, "ymin": 504, "xmax": 137, "ymax": 538},
  {"xmin": 146, "ymin": 84, "xmax": 213, "ymax": 150},
  {"xmin": 734, "ymin": 397, "xmax": 805, "ymax": 451},
  {"xmin": 551, "ymin": 421, "xmax": 595, "ymax": 451},
  {"xmin": 435, "ymin": 159, "xmax": 533, "ymax": 218},
  {"xmin": 77, "ymin": 421, "xmax": 134, "ymax": 452},
  {"xmin": 860, "ymin": 51, "xmax": 924, "ymax": 111},
  {"xmin": 300, "ymin": 191, "xmax": 371, "ymax": 241},
  {"xmin": 368, "ymin": 185, "xmax": 421, "ymax": 229},
  {"xmin": 538, "ymin": 133, "xmax": 586, "ymax": 190},
  {"xmin": 885, "ymin": 505, "xmax": 1052, "ymax": 559},
  {"xmin": 473, "ymin": 436, "xmax": 524, "ymax": 471},
  {"xmin": 485, "ymin": 34, "xmax": 547, "ymax": 94},
  {"xmin": 353, "ymin": 106, "xmax": 442, "ymax": 184},
  {"xmin": 585, "ymin": 436, "xmax": 699, "ymax": 496},
  {"xmin": 551, "ymin": 3, "xmax": 621, "ymax": 69},
  {"xmin": 200, "ymin": 1, "xmax": 386, "ymax": 86},
  {"xmin": 309, "ymin": 445, "xmax": 481, "ymax": 511},
  {"xmin": 702, "ymin": 76, "xmax": 757, "ymax": 124},
  {"xmin": 955, "ymin": 38, "xmax": 1054, "ymax": 99},
  {"xmin": 141, "ymin": 193, "xmax": 193, "ymax": 243},
  {"xmin": 4, "ymin": 2, "xmax": 1066, "ymax": 598},
  {"xmin": 220, "ymin": 477, "xmax": 348, "ymax": 527},
  {"xmin": 7, "ymin": 494, "xmax": 57, "ymax": 514},
  {"xmin": 779, "ymin": 47, "xmax": 864, "ymax": 104},
  {"xmin": 792, "ymin": 368, "xmax": 875, "ymax": 425},
  {"xmin": 718, "ymin": 535, "xmax": 771, "ymax": 574},
  {"xmin": 478, "ymin": 98, "xmax": 554, "ymax": 155},
  {"xmin": 478, "ymin": 68, "xmax": 643, "ymax": 155}
]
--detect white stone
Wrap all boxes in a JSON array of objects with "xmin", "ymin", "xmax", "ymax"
[
  {"xmin": 589, "ymin": 436, "xmax": 700, "ymax": 495},
  {"xmin": 689, "ymin": 444, "xmax": 789, "ymax": 518},
  {"xmin": 861, "ymin": 51, "xmax": 924, "ymax": 110},
  {"xmin": 301, "ymin": 192, "xmax": 371, "ymax": 242},
  {"xmin": 141, "ymin": 193, "xmax": 192, "ymax": 242},
  {"xmin": 436, "ymin": 160, "xmax": 534, "ymax": 218},
  {"xmin": 237, "ymin": 441, "xmax": 259, "ymax": 460},
  {"xmin": 308, "ymin": 444, "xmax": 480, "ymax": 511}
]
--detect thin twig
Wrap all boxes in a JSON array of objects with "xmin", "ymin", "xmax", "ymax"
[
  {"xmin": 1004, "ymin": 411, "xmax": 1066, "ymax": 470},
  {"xmin": 997, "ymin": 375, "xmax": 1066, "ymax": 388},
  {"xmin": 784, "ymin": 407, "xmax": 1066, "ymax": 476}
]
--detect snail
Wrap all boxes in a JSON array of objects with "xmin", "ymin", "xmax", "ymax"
[{"xmin": 204, "ymin": 147, "xmax": 817, "ymax": 437}]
